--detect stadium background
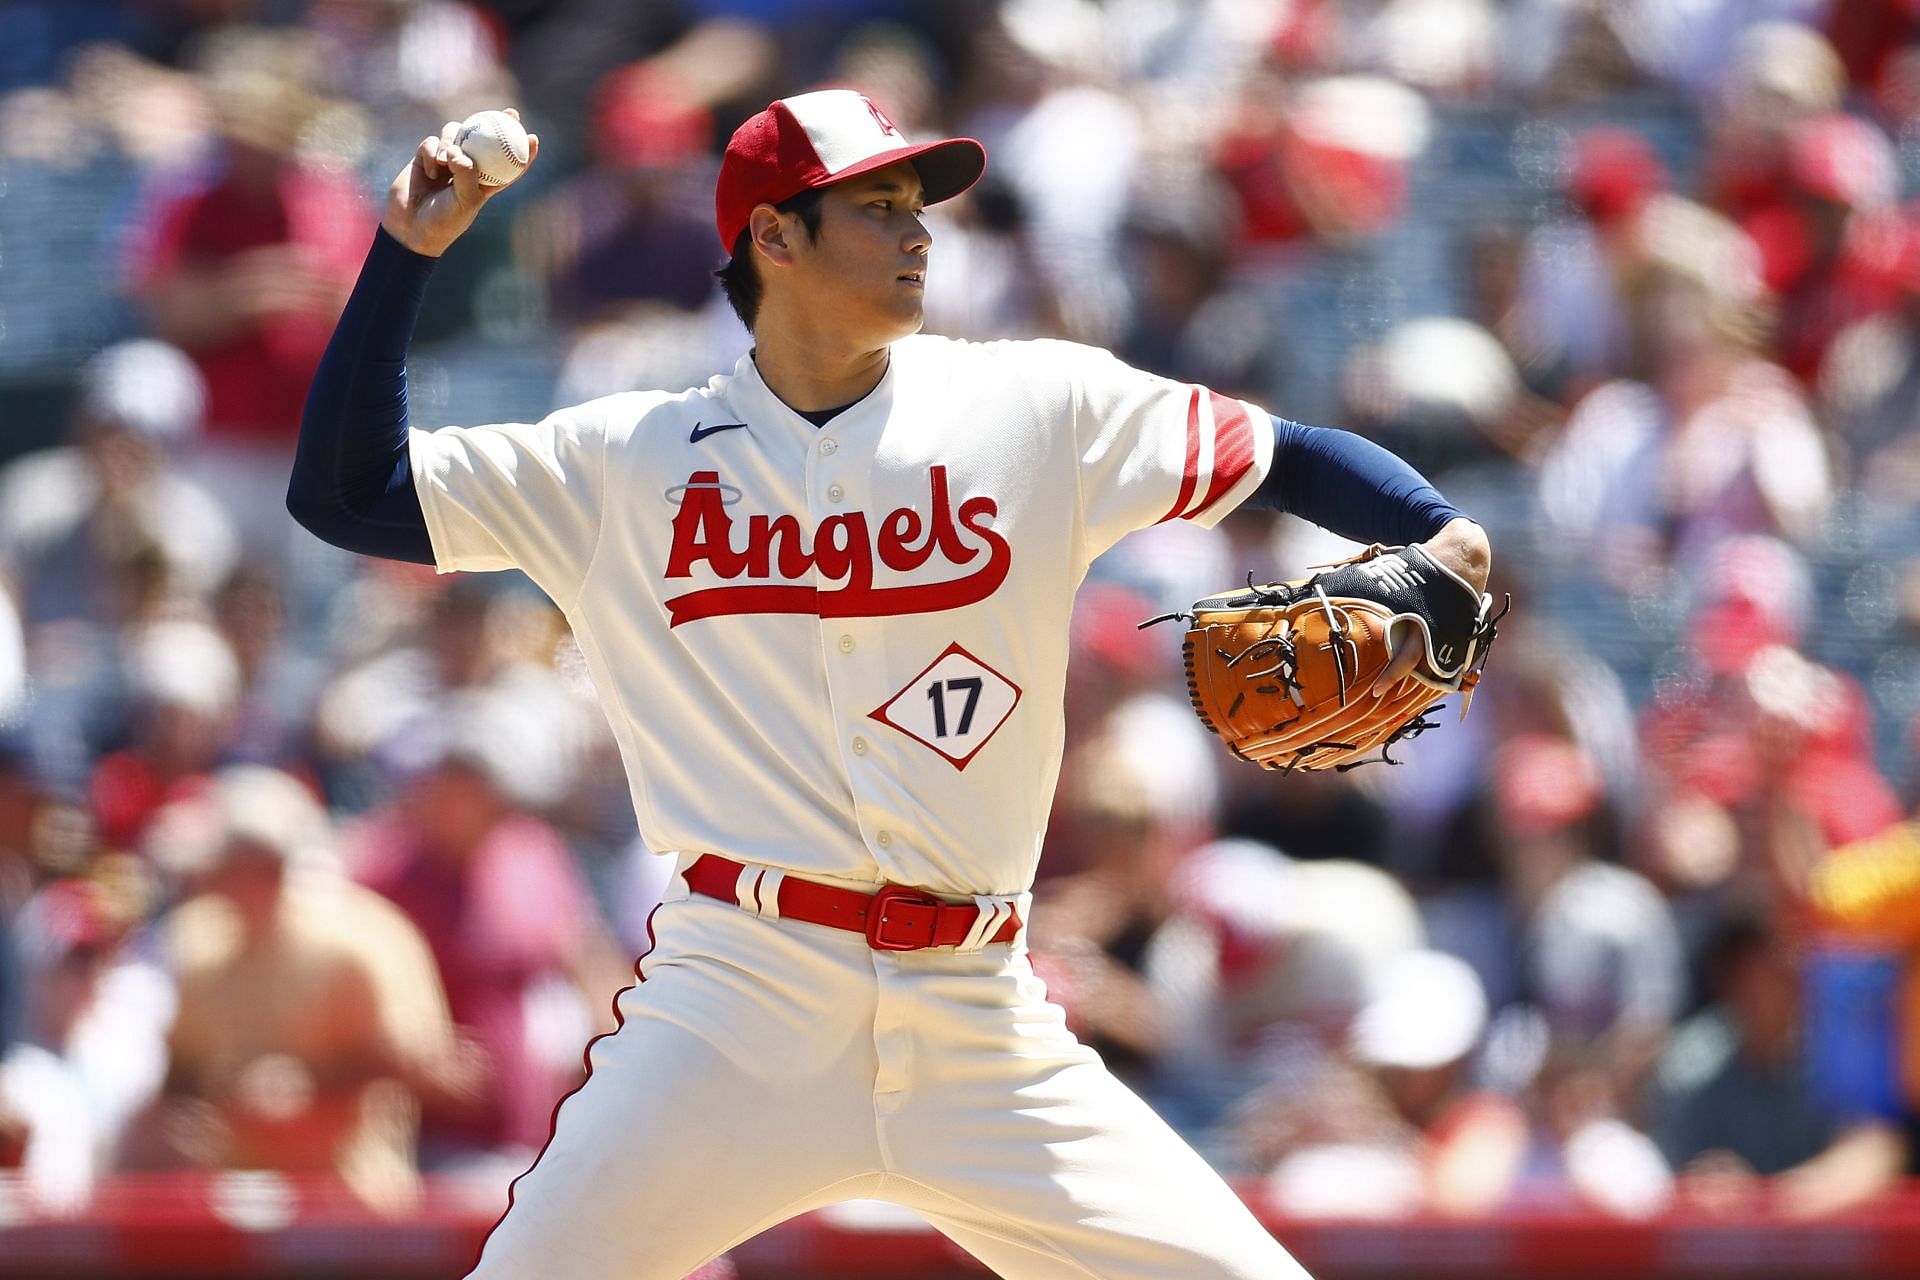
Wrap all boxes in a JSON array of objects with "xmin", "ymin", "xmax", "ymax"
[{"xmin": 6, "ymin": 1, "xmax": 1920, "ymax": 1276}]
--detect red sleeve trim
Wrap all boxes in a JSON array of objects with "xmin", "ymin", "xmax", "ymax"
[
  {"xmin": 1157, "ymin": 385, "xmax": 1204, "ymax": 524},
  {"xmin": 1193, "ymin": 391, "xmax": 1256, "ymax": 517}
]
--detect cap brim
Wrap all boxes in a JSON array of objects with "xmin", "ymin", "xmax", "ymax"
[{"xmin": 823, "ymin": 137, "xmax": 986, "ymax": 207}]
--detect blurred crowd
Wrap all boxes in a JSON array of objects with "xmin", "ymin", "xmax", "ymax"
[{"xmin": 6, "ymin": 0, "xmax": 1920, "ymax": 1232}]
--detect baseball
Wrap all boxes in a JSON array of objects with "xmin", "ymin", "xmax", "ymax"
[{"xmin": 456, "ymin": 109, "xmax": 531, "ymax": 188}]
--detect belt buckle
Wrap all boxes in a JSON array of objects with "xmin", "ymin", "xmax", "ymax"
[{"xmin": 865, "ymin": 884, "xmax": 942, "ymax": 951}]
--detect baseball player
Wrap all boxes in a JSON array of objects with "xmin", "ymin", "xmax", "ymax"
[{"xmin": 289, "ymin": 93, "xmax": 1491, "ymax": 1279}]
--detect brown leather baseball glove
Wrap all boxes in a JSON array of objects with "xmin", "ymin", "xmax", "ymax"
[{"xmin": 1163, "ymin": 543, "xmax": 1505, "ymax": 772}]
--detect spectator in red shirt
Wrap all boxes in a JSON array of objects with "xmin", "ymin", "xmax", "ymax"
[
  {"xmin": 1214, "ymin": 70, "xmax": 1430, "ymax": 248},
  {"xmin": 344, "ymin": 692, "xmax": 630, "ymax": 1168},
  {"xmin": 124, "ymin": 28, "xmax": 369, "ymax": 551},
  {"xmin": 1741, "ymin": 113, "xmax": 1905, "ymax": 382},
  {"xmin": 1704, "ymin": 22, "xmax": 1847, "ymax": 223},
  {"xmin": 1639, "ymin": 540, "xmax": 1904, "ymax": 904}
]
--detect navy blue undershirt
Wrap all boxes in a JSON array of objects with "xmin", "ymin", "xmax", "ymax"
[
  {"xmin": 797, "ymin": 405, "xmax": 847, "ymax": 428},
  {"xmin": 1255, "ymin": 416, "xmax": 1462, "ymax": 545},
  {"xmin": 287, "ymin": 229, "xmax": 1464, "ymax": 563},
  {"xmin": 287, "ymin": 228, "xmax": 438, "ymax": 564}
]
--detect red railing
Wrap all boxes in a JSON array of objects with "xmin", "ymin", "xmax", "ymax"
[{"xmin": 4, "ymin": 1175, "xmax": 1920, "ymax": 1278}]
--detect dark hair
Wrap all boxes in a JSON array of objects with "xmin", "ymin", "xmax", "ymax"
[{"xmin": 715, "ymin": 187, "xmax": 827, "ymax": 332}]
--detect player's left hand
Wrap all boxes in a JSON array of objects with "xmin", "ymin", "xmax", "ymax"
[
  {"xmin": 1170, "ymin": 535, "xmax": 1508, "ymax": 771},
  {"xmin": 1371, "ymin": 517, "xmax": 1491, "ymax": 694}
]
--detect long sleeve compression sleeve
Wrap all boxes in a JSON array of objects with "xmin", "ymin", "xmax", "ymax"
[
  {"xmin": 1247, "ymin": 416, "xmax": 1465, "ymax": 546},
  {"xmin": 286, "ymin": 228, "xmax": 437, "ymax": 564}
]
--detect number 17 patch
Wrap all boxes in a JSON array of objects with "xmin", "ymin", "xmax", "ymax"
[{"xmin": 869, "ymin": 642, "xmax": 1022, "ymax": 770}]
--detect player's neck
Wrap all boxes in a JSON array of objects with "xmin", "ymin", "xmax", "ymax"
[{"xmin": 749, "ymin": 325, "xmax": 891, "ymax": 414}]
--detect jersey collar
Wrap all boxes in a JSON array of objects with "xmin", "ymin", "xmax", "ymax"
[{"xmin": 730, "ymin": 347, "xmax": 898, "ymax": 436}]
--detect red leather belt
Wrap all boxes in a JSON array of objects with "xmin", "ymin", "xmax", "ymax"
[{"xmin": 683, "ymin": 854, "xmax": 1022, "ymax": 952}]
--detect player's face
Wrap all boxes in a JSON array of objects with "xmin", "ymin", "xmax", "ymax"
[{"xmin": 787, "ymin": 163, "xmax": 932, "ymax": 345}]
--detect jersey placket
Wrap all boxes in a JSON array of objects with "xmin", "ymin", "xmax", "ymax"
[
  {"xmin": 806, "ymin": 411, "xmax": 902, "ymax": 879},
  {"xmin": 804, "ymin": 410, "xmax": 922, "ymax": 1107}
]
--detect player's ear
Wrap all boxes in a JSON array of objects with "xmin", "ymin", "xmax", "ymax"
[{"xmin": 750, "ymin": 205, "xmax": 795, "ymax": 268}]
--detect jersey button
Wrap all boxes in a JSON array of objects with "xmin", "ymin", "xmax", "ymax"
[
  {"xmin": 838, "ymin": 635, "xmax": 855, "ymax": 653},
  {"xmin": 877, "ymin": 831, "xmax": 893, "ymax": 848},
  {"xmin": 852, "ymin": 736, "xmax": 868, "ymax": 756},
  {"xmin": 820, "ymin": 440, "xmax": 837, "ymax": 455},
  {"xmin": 827, "ymin": 483, "xmax": 844, "ymax": 503}
]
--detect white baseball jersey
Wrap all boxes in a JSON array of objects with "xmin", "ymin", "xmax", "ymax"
[{"xmin": 409, "ymin": 334, "xmax": 1271, "ymax": 896}]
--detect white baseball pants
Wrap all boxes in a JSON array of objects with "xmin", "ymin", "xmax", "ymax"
[{"xmin": 467, "ymin": 867, "xmax": 1311, "ymax": 1280}]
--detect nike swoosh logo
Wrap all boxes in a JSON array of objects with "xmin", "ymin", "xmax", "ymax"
[{"xmin": 690, "ymin": 421, "xmax": 749, "ymax": 443}]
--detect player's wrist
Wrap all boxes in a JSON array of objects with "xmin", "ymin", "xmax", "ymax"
[
  {"xmin": 379, "ymin": 213, "xmax": 454, "ymax": 259},
  {"xmin": 372, "ymin": 222, "xmax": 442, "ymax": 263},
  {"xmin": 1423, "ymin": 517, "xmax": 1490, "ymax": 595}
]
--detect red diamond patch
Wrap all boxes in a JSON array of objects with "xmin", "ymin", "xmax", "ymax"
[{"xmin": 869, "ymin": 643, "xmax": 1022, "ymax": 771}]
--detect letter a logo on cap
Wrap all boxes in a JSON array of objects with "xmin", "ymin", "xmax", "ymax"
[{"xmin": 864, "ymin": 97, "xmax": 901, "ymax": 138}]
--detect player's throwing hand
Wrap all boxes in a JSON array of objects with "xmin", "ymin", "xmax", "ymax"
[{"xmin": 383, "ymin": 108, "xmax": 539, "ymax": 259}]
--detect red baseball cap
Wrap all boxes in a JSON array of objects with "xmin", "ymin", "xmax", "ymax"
[
  {"xmin": 1568, "ymin": 127, "xmax": 1666, "ymax": 226},
  {"xmin": 715, "ymin": 89, "xmax": 986, "ymax": 252}
]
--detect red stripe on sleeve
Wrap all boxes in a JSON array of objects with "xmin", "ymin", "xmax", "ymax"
[
  {"xmin": 1192, "ymin": 392, "xmax": 1255, "ymax": 517},
  {"xmin": 1157, "ymin": 385, "xmax": 1203, "ymax": 524}
]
